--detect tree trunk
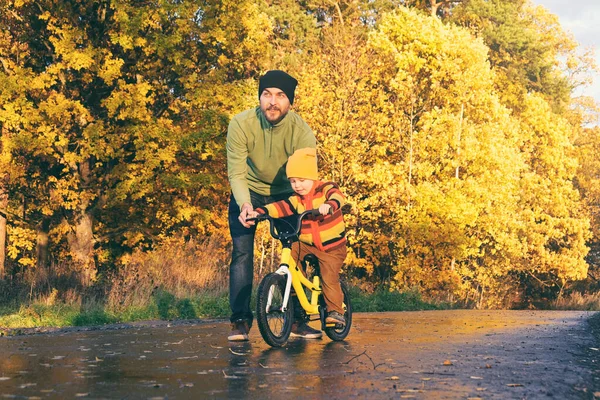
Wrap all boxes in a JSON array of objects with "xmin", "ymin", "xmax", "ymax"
[
  {"xmin": 67, "ymin": 209, "xmax": 96, "ymax": 286},
  {"xmin": 407, "ymin": 103, "xmax": 416, "ymax": 189},
  {"xmin": 0, "ymin": 123, "xmax": 7, "ymax": 279},
  {"xmin": 36, "ymin": 218, "xmax": 51, "ymax": 270},
  {"xmin": 67, "ymin": 160, "xmax": 96, "ymax": 286},
  {"xmin": 455, "ymin": 103, "xmax": 464, "ymax": 179},
  {"xmin": 0, "ymin": 182, "xmax": 7, "ymax": 279},
  {"xmin": 430, "ymin": 0, "xmax": 441, "ymax": 16}
]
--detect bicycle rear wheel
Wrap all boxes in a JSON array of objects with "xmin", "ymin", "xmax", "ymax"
[
  {"xmin": 256, "ymin": 273, "xmax": 294, "ymax": 347},
  {"xmin": 324, "ymin": 280, "xmax": 352, "ymax": 341}
]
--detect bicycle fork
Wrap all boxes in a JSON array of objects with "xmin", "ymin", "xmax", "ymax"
[
  {"xmin": 270, "ymin": 262, "xmax": 321, "ymax": 316},
  {"xmin": 272, "ymin": 264, "xmax": 293, "ymax": 312}
]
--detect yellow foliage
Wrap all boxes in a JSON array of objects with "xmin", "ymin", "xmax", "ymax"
[
  {"xmin": 6, "ymin": 226, "xmax": 36, "ymax": 266},
  {"xmin": 0, "ymin": 0, "xmax": 594, "ymax": 307}
]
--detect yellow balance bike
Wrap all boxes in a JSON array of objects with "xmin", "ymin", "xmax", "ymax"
[{"xmin": 250, "ymin": 210, "xmax": 352, "ymax": 347}]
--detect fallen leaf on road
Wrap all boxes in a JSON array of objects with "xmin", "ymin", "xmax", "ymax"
[
  {"xmin": 229, "ymin": 348, "xmax": 249, "ymax": 356},
  {"xmin": 470, "ymin": 376, "xmax": 483, "ymax": 380},
  {"xmin": 387, "ymin": 376, "xmax": 400, "ymax": 380},
  {"xmin": 443, "ymin": 360, "xmax": 453, "ymax": 366},
  {"xmin": 222, "ymin": 370, "xmax": 240, "ymax": 379},
  {"xmin": 507, "ymin": 383, "xmax": 523, "ymax": 387},
  {"xmin": 19, "ymin": 383, "xmax": 37, "ymax": 389}
]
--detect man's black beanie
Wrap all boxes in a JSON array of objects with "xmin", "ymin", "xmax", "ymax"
[{"xmin": 258, "ymin": 70, "xmax": 298, "ymax": 104}]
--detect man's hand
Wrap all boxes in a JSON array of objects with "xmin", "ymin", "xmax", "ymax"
[
  {"xmin": 239, "ymin": 203, "xmax": 255, "ymax": 228},
  {"xmin": 319, "ymin": 204, "xmax": 332, "ymax": 216}
]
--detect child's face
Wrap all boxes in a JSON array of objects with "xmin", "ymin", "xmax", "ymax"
[{"xmin": 289, "ymin": 178, "xmax": 314, "ymax": 196}]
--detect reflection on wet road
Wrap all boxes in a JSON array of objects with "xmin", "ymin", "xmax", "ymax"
[{"xmin": 0, "ymin": 310, "xmax": 597, "ymax": 399}]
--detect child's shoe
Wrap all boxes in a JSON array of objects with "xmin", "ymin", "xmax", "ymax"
[{"xmin": 325, "ymin": 311, "xmax": 346, "ymax": 326}]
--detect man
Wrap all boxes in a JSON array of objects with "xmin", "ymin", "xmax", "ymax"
[{"xmin": 226, "ymin": 70, "xmax": 319, "ymax": 341}]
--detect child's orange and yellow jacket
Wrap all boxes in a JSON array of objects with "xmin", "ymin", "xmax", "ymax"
[{"xmin": 255, "ymin": 181, "xmax": 346, "ymax": 251}]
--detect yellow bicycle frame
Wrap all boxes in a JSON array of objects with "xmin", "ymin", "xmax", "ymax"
[{"xmin": 276, "ymin": 246, "xmax": 321, "ymax": 316}]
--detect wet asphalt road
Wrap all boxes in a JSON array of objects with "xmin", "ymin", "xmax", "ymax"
[{"xmin": 1, "ymin": 310, "xmax": 599, "ymax": 399}]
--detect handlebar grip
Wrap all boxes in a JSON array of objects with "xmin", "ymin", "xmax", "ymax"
[
  {"xmin": 306, "ymin": 208, "xmax": 333, "ymax": 218},
  {"xmin": 247, "ymin": 214, "xmax": 268, "ymax": 223}
]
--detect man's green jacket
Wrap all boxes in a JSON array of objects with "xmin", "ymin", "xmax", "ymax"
[{"xmin": 226, "ymin": 106, "xmax": 316, "ymax": 209}]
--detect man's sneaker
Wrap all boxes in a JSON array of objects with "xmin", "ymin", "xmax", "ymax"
[
  {"xmin": 290, "ymin": 322, "xmax": 322, "ymax": 339},
  {"xmin": 325, "ymin": 311, "xmax": 346, "ymax": 326},
  {"xmin": 228, "ymin": 319, "xmax": 250, "ymax": 341}
]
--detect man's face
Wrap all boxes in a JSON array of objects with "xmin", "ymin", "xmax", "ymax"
[{"xmin": 260, "ymin": 88, "xmax": 291, "ymax": 124}]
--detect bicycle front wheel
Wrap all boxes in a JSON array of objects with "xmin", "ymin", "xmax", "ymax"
[
  {"xmin": 324, "ymin": 280, "xmax": 352, "ymax": 341},
  {"xmin": 256, "ymin": 273, "xmax": 294, "ymax": 347}
]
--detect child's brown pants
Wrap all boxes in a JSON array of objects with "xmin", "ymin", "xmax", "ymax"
[{"xmin": 291, "ymin": 242, "xmax": 346, "ymax": 315}]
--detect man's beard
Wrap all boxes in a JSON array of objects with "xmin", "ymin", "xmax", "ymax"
[{"xmin": 262, "ymin": 105, "xmax": 289, "ymax": 124}]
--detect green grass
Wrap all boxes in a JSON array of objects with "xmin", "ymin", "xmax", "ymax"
[
  {"xmin": 0, "ymin": 303, "xmax": 81, "ymax": 329},
  {"xmin": 350, "ymin": 286, "xmax": 448, "ymax": 312},
  {"xmin": 0, "ymin": 286, "xmax": 443, "ymax": 332}
]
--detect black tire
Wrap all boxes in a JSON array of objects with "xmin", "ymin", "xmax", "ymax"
[
  {"xmin": 256, "ymin": 273, "xmax": 294, "ymax": 347},
  {"xmin": 324, "ymin": 280, "xmax": 352, "ymax": 341}
]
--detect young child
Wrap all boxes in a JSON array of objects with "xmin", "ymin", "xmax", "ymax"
[{"xmin": 250, "ymin": 147, "xmax": 347, "ymax": 326}]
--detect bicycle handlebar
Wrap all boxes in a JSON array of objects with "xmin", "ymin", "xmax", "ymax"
[{"xmin": 247, "ymin": 209, "xmax": 323, "ymax": 241}]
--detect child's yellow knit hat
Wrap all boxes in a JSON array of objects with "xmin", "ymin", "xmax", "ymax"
[{"xmin": 286, "ymin": 148, "xmax": 318, "ymax": 180}]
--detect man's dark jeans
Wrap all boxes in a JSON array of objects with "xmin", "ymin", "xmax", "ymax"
[{"xmin": 228, "ymin": 190, "xmax": 294, "ymax": 325}]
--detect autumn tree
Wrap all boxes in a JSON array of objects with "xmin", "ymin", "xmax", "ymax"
[
  {"xmin": 363, "ymin": 8, "xmax": 534, "ymax": 304},
  {"xmin": 448, "ymin": 0, "xmax": 581, "ymax": 114},
  {"xmin": 573, "ymin": 126, "xmax": 600, "ymax": 284},
  {"xmin": 0, "ymin": 0, "xmax": 594, "ymax": 309},
  {"xmin": 0, "ymin": 0, "xmax": 272, "ymax": 284},
  {"xmin": 510, "ymin": 95, "xmax": 590, "ymax": 304},
  {"xmin": 298, "ymin": 6, "xmax": 592, "ymax": 307}
]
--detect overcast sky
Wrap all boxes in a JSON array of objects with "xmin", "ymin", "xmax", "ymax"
[{"xmin": 531, "ymin": 0, "xmax": 600, "ymax": 106}]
